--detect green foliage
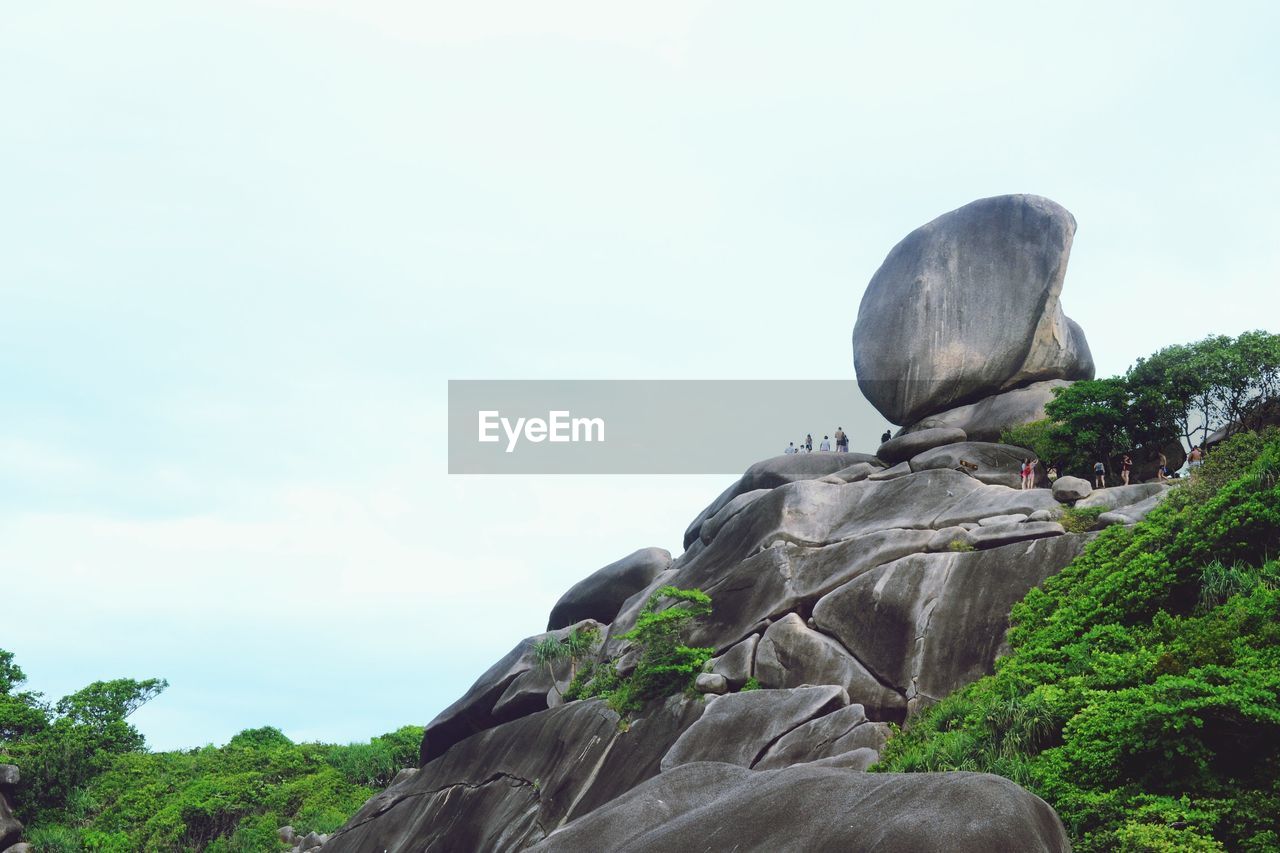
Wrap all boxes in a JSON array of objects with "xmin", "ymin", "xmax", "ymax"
[
  {"xmin": 1000, "ymin": 419, "xmax": 1063, "ymax": 468},
  {"xmin": 564, "ymin": 587, "xmax": 714, "ymax": 716},
  {"xmin": 876, "ymin": 429, "xmax": 1280, "ymax": 851},
  {"xmin": 739, "ymin": 677, "xmax": 760, "ymax": 692},
  {"xmin": 1059, "ymin": 505, "xmax": 1104, "ymax": 534},
  {"xmin": 947, "ymin": 538, "xmax": 975, "ymax": 553},
  {"xmin": 1001, "ymin": 332, "xmax": 1280, "ymax": 480},
  {"xmin": 533, "ymin": 625, "xmax": 600, "ymax": 700},
  {"xmin": 0, "ymin": 646, "xmax": 421, "ymax": 851}
]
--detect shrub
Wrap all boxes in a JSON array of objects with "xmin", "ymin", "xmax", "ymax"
[{"xmin": 1059, "ymin": 505, "xmax": 1105, "ymax": 533}]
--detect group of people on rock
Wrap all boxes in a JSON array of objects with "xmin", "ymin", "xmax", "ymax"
[{"xmin": 784, "ymin": 428, "xmax": 850, "ymax": 454}]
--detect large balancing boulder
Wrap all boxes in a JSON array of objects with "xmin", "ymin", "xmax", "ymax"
[
  {"xmin": 854, "ymin": 194, "xmax": 1094, "ymax": 426},
  {"xmin": 547, "ymin": 547, "xmax": 671, "ymax": 630}
]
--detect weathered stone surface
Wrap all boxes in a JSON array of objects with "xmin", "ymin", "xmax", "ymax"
[
  {"xmin": 682, "ymin": 453, "xmax": 878, "ymax": 548},
  {"xmin": 926, "ymin": 526, "xmax": 971, "ymax": 552},
  {"xmin": 548, "ymin": 548, "xmax": 670, "ymax": 630},
  {"xmin": 1076, "ymin": 483, "xmax": 1167, "ymax": 511},
  {"xmin": 0, "ymin": 766, "xmax": 16, "ymax": 788},
  {"xmin": 1028, "ymin": 509, "xmax": 1053, "ymax": 522},
  {"xmin": 3, "ymin": 843, "xmax": 35, "ymax": 853},
  {"xmin": 867, "ymin": 460, "xmax": 913, "ymax": 481},
  {"xmin": 708, "ymin": 635, "xmax": 758, "ymax": 689},
  {"xmin": 978, "ymin": 513, "xmax": 1029, "ymax": 527},
  {"xmin": 909, "ymin": 441, "xmax": 1032, "ymax": 488},
  {"xmin": 967, "ymin": 521, "xmax": 1064, "ymax": 550},
  {"xmin": 698, "ymin": 490, "xmax": 770, "ymax": 544},
  {"xmin": 932, "ymin": 483, "xmax": 1059, "ymax": 528},
  {"xmin": 754, "ymin": 703, "xmax": 890, "ymax": 770},
  {"xmin": 421, "ymin": 619, "xmax": 604, "ymax": 763},
  {"xmin": 695, "ymin": 672, "xmax": 728, "ymax": 695},
  {"xmin": 529, "ymin": 763, "xmax": 1071, "ymax": 853},
  {"xmin": 754, "ymin": 614, "xmax": 905, "ymax": 720},
  {"xmin": 804, "ymin": 746, "xmax": 881, "ymax": 770},
  {"xmin": 813, "ymin": 535, "xmax": 1089, "ymax": 715},
  {"xmin": 817, "ymin": 461, "xmax": 881, "ymax": 484},
  {"xmin": 877, "ymin": 428, "xmax": 968, "ymax": 465},
  {"xmin": 660, "ymin": 686, "xmax": 849, "ymax": 772},
  {"xmin": 854, "ymin": 194, "xmax": 1093, "ymax": 425},
  {"xmin": 0, "ymin": 791, "xmax": 21, "ymax": 852},
  {"xmin": 1052, "ymin": 476, "xmax": 1092, "ymax": 502},
  {"xmin": 899, "ymin": 380, "xmax": 1073, "ymax": 442},
  {"xmin": 329, "ymin": 697, "xmax": 703, "ymax": 853}
]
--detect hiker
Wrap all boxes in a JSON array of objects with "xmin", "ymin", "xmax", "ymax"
[
  {"xmin": 1157, "ymin": 451, "xmax": 1168, "ymax": 482},
  {"xmin": 819, "ymin": 435, "xmax": 831, "ymax": 452},
  {"xmin": 785, "ymin": 442, "xmax": 797, "ymax": 455},
  {"xmin": 1121, "ymin": 454, "xmax": 1133, "ymax": 486},
  {"xmin": 1093, "ymin": 460, "xmax": 1106, "ymax": 489},
  {"xmin": 1021, "ymin": 458, "xmax": 1035, "ymax": 490},
  {"xmin": 805, "ymin": 434, "xmax": 813, "ymax": 453},
  {"xmin": 835, "ymin": 427, "xmax": 848, "ymax": 453},
  {"xmin": 1047, "ymin": 464, "xmax": 1059, "ymax": 483},
  {"xmin": 1188, "ymin": 445, "xmax": 1204, "ymax": 471},
  {"xmin": 881, "ymin": 429, "xmax": 892, "ymax": 444}
]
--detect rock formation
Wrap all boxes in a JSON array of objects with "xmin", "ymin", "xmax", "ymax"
[
  {"xmin": 322, "ymin": 196, "xmax": 1160, "ymax": 851},
  {"xmin": 1, "ymin": 765, "xmax": 24, "ymax": 853},
  {"xmin": 854, "ymin": 194, "xmax": 1094, "ymax": 435}
]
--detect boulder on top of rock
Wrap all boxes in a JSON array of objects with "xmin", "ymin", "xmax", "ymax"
[
  {"xmin": 898, "ymin": 380, "xmax": 1072, "ymax": 442},
  {"xmin": 817, "ymin": 461, "xmax": 881, "ymax": 484},
  {"xmin": 528, "ymin": 762, "xmax": 1071, "ymax": 853},
  {"xmin": 660, "ymin": 686, "xmax": 849, "ymax": 772},
  {"xmin": 1051, "ymin": 476, "xmax": 1092, "ymax": 502},
  {"xmin": 908, "ymin": 441, "xmax": 1030, "ymax": 488},
  {"xmin": 708, "ymin": 635, "xmax": 758, "ymax": 690},
  {"xmin": 966, "ymin": 521, "xmax": 1065, "ymax": 549},
  {"xmin": 754, "ymin": 614, "xmax": 906, "ymax": 720},
  {"xmin": 548, "ymin": 548, "xmax": 671, "ymax": 630},
  {"xmin": 877, "ymin": 427, "xmax": 967, "ymax": 464},
  {"xmin": 683, "ymin": 452, "xmax": 878, "ymax": 548},
  {"xmin": 854, "ymin": 194, "xmax": 1094, "ymax": 426},
  {"xmin": 753, "ymin": 702, "xmax": 891, "ymax": 770},
  {"xmin": 1075, "ymin": 482, "xmax": 1168, "ymax": 511}
]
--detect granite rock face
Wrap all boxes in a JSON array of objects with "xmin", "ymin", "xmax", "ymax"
[
  {"xmin": 547, "ymin": 548, "xmax": 670, "ymax": 630},
  {"xmin": 899, "ymin": 380, "xmax": 1072, "ymax": 441},
  {"xmin": 528, "ymin": 763, "xmax": 1071, "ymax": 853},
  {"xmin": 854, "ymin": 194, "xmax": 1094, "ymax": 426}
]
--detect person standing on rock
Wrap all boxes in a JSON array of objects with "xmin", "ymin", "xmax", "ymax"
[
  {"xmin": 1121, "ymin": 454, "xmax": 1133, "ymax": 486},
  {"xmin": 805, "ymin": 434, "xmax": 813, "ymax": 453},
  {"xmin": 1157, "ymin": 451, "xmax": 1169, "ymax": 482},
  {"xmin": 881, "ymin": 429, "xmax": 892, "ymax": 444},
  {"xmin": 1047, "ymin": 464, "xmax": 1059, "ymax": 483},
  {"xmin": 1093, "ymin": 460, "xmax": 1106, "ymax": 489},
  {"xmin": 1020, "ymin": 458, "xmax": 1035, "ymax": 490},
  {"xmin": 819, "ymin": 435, "xmax": 831, "ymax": 452},
  {"xmin": 785, "ymin": 442, "xmax": 797, "ymax": 455},
  {"xmin": 835, "ymin": 427, "xmax": 848, "ymax": 453},
  {"xmin": 1189, "ymin": 445, "xmax": 1204, "ymax": 471}
]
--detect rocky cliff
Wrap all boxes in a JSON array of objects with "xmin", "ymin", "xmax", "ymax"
[{"xmin": 324, "ymin": 196, "xmax": 1164, "ymax": 852}]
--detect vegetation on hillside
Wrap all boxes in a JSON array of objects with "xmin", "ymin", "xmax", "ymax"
[
  {"xmin": 875, "ymin": 429, "xmax": 1280, "ymax": 851},
  {"xmin": 0, "ymin": 654, "xmax": 419, "ymax": 852},
  {"xmin": 1002, "ymin": 330, "xmax": 1280, "ymax": 479}
]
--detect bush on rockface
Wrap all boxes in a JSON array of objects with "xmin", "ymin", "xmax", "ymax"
[
  {"xmin": 564, "ymin": 586, "xmax": 714, "ymax": 714},
  {"xmin": 876, "ymin": 430, "xmax": 1280, "ymax": 852}
]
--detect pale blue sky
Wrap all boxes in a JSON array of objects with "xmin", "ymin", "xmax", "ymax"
[{"xmin": 3, "ymin": 1, "xmax": 1278, "ymax": 749}]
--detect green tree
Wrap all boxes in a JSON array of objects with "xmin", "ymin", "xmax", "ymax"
[{"xmin": 1043, "ymin": 378, "xmax": 1133, "ymax": 477}]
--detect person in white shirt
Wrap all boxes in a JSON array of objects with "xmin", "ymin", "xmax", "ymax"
[
  {"xmin": 819, "ymin": 436, "xmax": 831, "ymax": 452},
  {"xmin": 785, "ymin": 442, "xmax": 797, "ymax": 454}
]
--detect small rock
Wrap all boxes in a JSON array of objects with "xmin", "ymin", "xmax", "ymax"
[
  {"xmin": 927, "ymin": 526, "xmax": 971, "ymax": 552},
  {"xmin": 977, "ymin": 513, "xmax": 1029, "ymax": 527},
  {"xmin": 695, "ymin": 672, "xmax": 729, "ymax": 695},
  {"xmin": 389, "ymin": 767, "xmax": 419, "ymax": 787},
  {"xmin": 1027, "ymin": 509, "xmax": 1052, "ymax": 522},
  {"xmin": 1052, "ymin": 476, "xmax": 1092, "ymax": 502},
  {"xmin": 3, "ymin": 844, "xmax": 35, "ymax": 853},
  {"xmin": 967, "ymin": 521, "xmax": 1066, "ymax": 549},
  {"xmin": 302, "ymin": 831, "xmax": 323, "ymax": 849},
  {"xmin": 278, "ymin": 826, "xmax": 298, "ymax": 844},
  {"xmin": 1097, "ymin": 511, "xmax": 1131, "ymax": 527},
  {"xmin": 876, "ymin": 428, "xmax": 968, "ymax": 465}
]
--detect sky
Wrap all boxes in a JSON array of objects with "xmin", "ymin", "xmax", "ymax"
[{"xmin": 2, "ymin": 1, "xmax": 1278, "ymax": 750}]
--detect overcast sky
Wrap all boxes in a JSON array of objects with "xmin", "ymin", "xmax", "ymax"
[{"xmin": 3, "ymin": 1, "xmax": 1278, "ymax": 750}]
